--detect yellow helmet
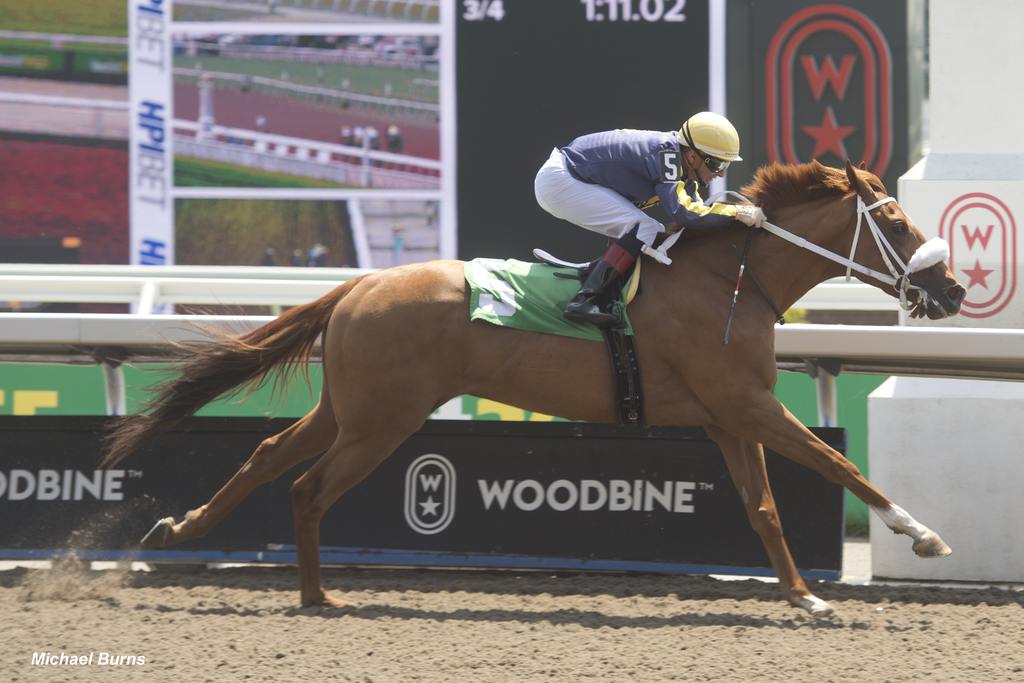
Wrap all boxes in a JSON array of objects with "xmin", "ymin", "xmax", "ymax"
[{"xmin": 679, "ymin": 112, "xmax": 743, "ymax": 162}]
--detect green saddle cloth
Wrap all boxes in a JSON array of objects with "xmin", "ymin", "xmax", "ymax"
[{"xmin": 464, "ymin": 258, "xmax": 636, "ymax": 342}]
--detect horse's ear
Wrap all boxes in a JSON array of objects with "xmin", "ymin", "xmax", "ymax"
[
  {"xmin": 844, "ymin": 159, "xmax": 874, "ymax": 202},
  {"xmin": 844, "ymin": 159, "xmax": 858, "ymax": 187},
  {"xmin": 858, "ymin": 160, "xmax": 867, "ymax": 170}
]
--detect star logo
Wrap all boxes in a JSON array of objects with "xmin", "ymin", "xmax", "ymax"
[
  {"xmin": 404, "ymin": 454, "xmax": 456, "ymax": 535},
  {"xmin": 418, "ymin": 496, "xmax": 440, "ymax": 517},
  {"xmin": 801, "ymin": 106, "xmax": 856, "ymax": 160},
  {"xmin": 962, "ymin": 259, "xmax": 994, "ymax": 289}
]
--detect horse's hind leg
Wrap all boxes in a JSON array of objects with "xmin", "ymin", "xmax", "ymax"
[
  {"xmin": 706, "ymin": 426, "xmax": 834, "ymax": 617},
  {"xmin": 289, "ymin": 420, "xmax": 423, "ymax": 607},
  {"xmin": 140, "ymin": 399, "xmax": 338, "ymax": 549}
]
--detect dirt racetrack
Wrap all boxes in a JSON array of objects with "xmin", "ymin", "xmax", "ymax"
[
  {"xmin": 174, "ymin": 84, "xmax": 440, "ymax": 159},
  {"xmin": 2, "ymin": 563, "xmax": 1023, "ymax": 682}
]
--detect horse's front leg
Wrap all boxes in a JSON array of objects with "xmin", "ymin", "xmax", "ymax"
[
  {"xmin": 705, "ymin": 425, "xmax": 834, "ymax": 616},
  {"xmin": 720, "ymin": 391, "xmax": 951, "ymax": 559}
]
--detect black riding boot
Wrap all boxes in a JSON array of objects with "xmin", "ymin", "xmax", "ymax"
[{"xmin": 563, "ymin": 227, "xmax": 643, "ymax": 328}]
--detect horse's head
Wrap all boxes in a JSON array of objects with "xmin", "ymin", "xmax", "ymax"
[{"xmin": 843, "ymin": 161, "xmax": 966, "ymax": 319}]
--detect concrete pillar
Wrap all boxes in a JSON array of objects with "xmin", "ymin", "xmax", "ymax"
[
  {"xmin": 879, "ymin": 1, "xmax": 1024, "ymax": 582},
  {"xmin": 899, "ymin": 1, "xmax": 1024, "ymax": 328},
  {"xmin": 869, "ymin": 377, "xmax": 1024, "ymax": 581}
]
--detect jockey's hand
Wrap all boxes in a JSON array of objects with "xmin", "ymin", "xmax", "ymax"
[
  {"xmin": 664, "ymin": 222, "xmax": 684, "ymax": 235},
  {"xmin": 735, "ymin": 205, "xmax": 766, "ymax": 229}
]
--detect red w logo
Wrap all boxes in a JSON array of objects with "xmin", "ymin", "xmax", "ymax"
[
  {"xmin": 962, "ymin": 224, "xmax": 995, "ymax": 250},
  {"xmin": 800, "ymin": 55, "xmax": 857, "ymax": 101}
]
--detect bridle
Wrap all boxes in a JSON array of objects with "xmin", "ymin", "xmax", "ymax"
[
  {"xmin": 761, "ymin": 193, "xmax": 950, "ymax": 311},
  {"xmin": 651, "ymin": 190, "xmax": 951, "ymax": 313}
]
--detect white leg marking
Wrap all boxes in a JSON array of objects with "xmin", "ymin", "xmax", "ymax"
[
  {"xmin": 872, "ymin": 504, "xmax": 952, "ymax": 558},
  {"xmin": 793, "ymin": 594, "xmax": 834, "ymax": 617},
  {"xmin": 872, "ymin": 503, "xmax": 928, "ymax": 540}
]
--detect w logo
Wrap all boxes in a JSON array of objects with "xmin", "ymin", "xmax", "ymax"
[
  {"xmin": 404, "ymin": 454, "xmax": 456, "ymax": 535},
  {"xmin": 766, "ymin": 4, "xmax": 893, "ymax": 176},
  {"xmin": 940, "ymin": 193, "xmax": 1018, "ymax": 319},
  {"xmin": 961, "ymin": 225, "xmax": 995, "ymax": 251},
  {"xmin": 802, "ymin": 55, "xmax": 856, "ymax": 101}
]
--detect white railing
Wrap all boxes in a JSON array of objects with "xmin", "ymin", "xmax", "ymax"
[
  {"xmin": 792, "ymin": 282, "xmax": 897, "ymax": 312},
  {"xmin": 2, "ymin": 313, "xmax": 1018, "ymax": 378},
  {"xmin": 176, "ymin": 45, "xmax": 439, "ymax": 71},
  {"xmin": 0, "ymin": 274, "xmax": 363, "ymax": 313},
  {"xmin": 1, "ymin": 311, "xmax": 1021, "ymax": 418},
  {"xmin": 174, "ymin": 68, "xmax": 439, "ymax": 116},
  {"xmin": 0, "ymin": 93, "xmax": 127, "ymax": 111},
  {"xmin": 0, "ymin": 30, "xmax": 128, "ymax": 47},
  {"xmin": 174, "ymin": 119, "xmax": 440, "ymax": 189},
  {"xmin": 1, "ymin": 266, "xmax": 1021, "ymax": 420},
  {"xmin": 0, "ymin": 92, "xmax": 129, "ymax": 139},
  {"xmin": 0, "ymin": 266, "xmax": 884, "ymax": 313}
]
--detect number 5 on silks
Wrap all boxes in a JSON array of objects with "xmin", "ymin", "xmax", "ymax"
[{"xmin": 659, "ymin": 149, "xmax": 681, "ymax": 181}]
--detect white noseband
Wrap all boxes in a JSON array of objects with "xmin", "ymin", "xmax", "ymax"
[{"xmin": 845, "ymin": 195, "xmax": 951, "ymax": 310}]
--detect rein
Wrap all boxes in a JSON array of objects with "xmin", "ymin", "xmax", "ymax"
[
  {"xmin": 761, "ymin": 194, "xmax": 955, "ymax": 312},
  {"xmin": 650, "ymin": 191, "xmax": 949, "ymax": 315}
]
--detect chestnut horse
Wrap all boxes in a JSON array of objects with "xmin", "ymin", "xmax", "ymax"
[{"xmin": 103, "ymin": 161, "xmax": 966, "ymax": 616}]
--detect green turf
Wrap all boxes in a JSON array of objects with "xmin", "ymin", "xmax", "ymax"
[
  {"xmin": 174, "ymin": 54, "xmax": 438, "ymax": 103},
  {"xmin": 0, "ymin": 36, "xmax": 125, "ymax": 53},
  {"xmin": 175, "ymin": 155, "xmax": 352, "ymax": 189},
  {"xmin": 173, "ymin": 5, "xmax": 266, "ymax": 22},
  {"xmin": 173, "ymin": 2, "xmax": 439, "ymax": 22},
  {"xmin": 0, "ymin": 0, "xmax": 127, "ymax": 37}
]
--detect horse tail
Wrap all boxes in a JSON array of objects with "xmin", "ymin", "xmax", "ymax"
[{"xmin": 101, "ymin": 278, "xmax": 360, "ymax": 468}]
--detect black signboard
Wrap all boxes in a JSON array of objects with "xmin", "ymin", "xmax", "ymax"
[
  {"xmin": 0, "ymin": 417, "xmax": 844, "ymax": 578},
  {"xmin": 456, "ymin": 1, "xmax": 711, "ymax": 262},
  {"xmin": 725, "ymin": 0, "xmax": 926, "ymax": 193}
]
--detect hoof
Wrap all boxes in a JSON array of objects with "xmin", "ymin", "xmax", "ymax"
[
  {"xmin": 301, "ymin": 592, "xmax": 353, "ymax": 610},
  {"xmin": 140, "ymin": 517, "xmax": 174, "ymax": 549},
  {"xmin": 792, "ymin": 594, "xmax": 834, "ymax": 617},
  {"xmin": 913, "ymin": 531, "xmax": 952, "ymax": 558}
]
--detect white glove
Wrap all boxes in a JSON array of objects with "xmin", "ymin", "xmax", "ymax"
[{"xmin": 734, "ymin": 205, "xmax": 766, "ymax": 229}]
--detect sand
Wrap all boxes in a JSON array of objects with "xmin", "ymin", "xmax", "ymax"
[{"xmin": 2, "ymin": 561, "xmax": 1022, "ymax": 682}]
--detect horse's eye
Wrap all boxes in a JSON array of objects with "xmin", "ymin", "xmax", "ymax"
[{"xmin": 891, "ymin": 220, "xmax": 908, "ymax": 235}]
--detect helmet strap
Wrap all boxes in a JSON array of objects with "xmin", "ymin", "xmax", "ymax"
[
  {"xmin": 681, "ymin": 120, "xmax": 697, "ymax": 150},
  {"xmin": 680, "ymin": 148, "xmax": 702, "ymax": 183},
  {"xmin": 680, "ymin": 121, "xmax": 710, "ymax": 182}
]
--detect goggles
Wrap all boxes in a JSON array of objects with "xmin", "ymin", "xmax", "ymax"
[
  {"xmin": 702, "ymin": 155, "xmax": 730, "ymax": 174},
  {"xmin": 680, "ymin": 120, "xmax": 732, "ymax": 175}
]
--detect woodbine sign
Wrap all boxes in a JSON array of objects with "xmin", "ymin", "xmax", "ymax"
[{"xmin": 0, "ymin": 417, "xmax": 844, "ymax": 579}]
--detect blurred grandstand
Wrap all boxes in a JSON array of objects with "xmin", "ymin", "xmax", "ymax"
[
  {"xmin": 0, "ymin": 19, "xmax": 130, "ymax": 270},
  {"xmin": 354, "ymin": 199, "xmax": 440, "ymax": 266}
]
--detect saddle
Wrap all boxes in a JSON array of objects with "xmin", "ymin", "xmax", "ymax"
[{"xmin": 533, "ymin": 249, "xmax": 644, "ymax": 426}]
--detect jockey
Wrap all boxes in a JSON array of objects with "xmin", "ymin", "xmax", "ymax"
[{"xmin": 535, "ymin": 111, "xmax": 765, "ymax": 328}]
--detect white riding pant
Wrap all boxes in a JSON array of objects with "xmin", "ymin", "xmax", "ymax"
[{"xmin": 534, "ymin": 148, "xmax": 664, "ymax": 246}]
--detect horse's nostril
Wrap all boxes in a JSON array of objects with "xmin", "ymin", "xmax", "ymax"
[{"xmin": 947, "ymin": 284, "xmax": 966, "ymax": 305}]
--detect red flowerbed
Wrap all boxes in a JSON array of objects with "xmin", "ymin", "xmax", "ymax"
[{"xmin": 0, "ymin": 138, "xmax": 129, "ymax": 264}]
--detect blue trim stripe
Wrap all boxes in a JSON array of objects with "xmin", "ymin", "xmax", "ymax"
[{"xmin": 0, "ymin": 547, "xmax": 840, "ymax": 581}]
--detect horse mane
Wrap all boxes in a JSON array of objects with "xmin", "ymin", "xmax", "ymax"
[{"xmin": 739, "ymin": 160, "xmax": 886, "ymax": 215}]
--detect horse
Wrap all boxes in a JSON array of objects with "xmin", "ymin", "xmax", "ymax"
[{"xmin": 102, "ymin": 160, "xmax": 966, "ymax": 616}]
